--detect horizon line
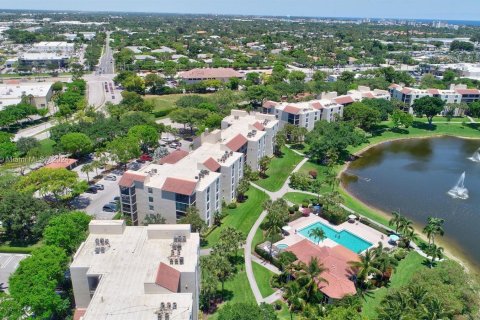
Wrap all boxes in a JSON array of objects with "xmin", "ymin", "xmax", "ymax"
[{"xmin": 1, "ymin": 8, "xmax": 479, "ymax": 23}]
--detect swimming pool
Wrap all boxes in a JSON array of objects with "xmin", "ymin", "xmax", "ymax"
[
  {"xmin": 276, "ymin": 244, "xmax": 289, "ymax": 249},
  {"xmin": 299, "ymin": 222, "xmax": 372, "ymax": 253}
]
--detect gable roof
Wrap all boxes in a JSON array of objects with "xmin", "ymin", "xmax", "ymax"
[
  {"xmin": 155, "ymin": 262, "xmax": 180, "ymax": 292},
  {"xmin": 456, "ymin": 88, "xmax": 480, "ymax": 95},
  {"xmin": 44, "ymin": 158, "xmax": 77, "ymax": 169},
  {"xmin": 311, "ymin": 102, "xmax": 324, "ymax": 110},
  {"xmin": 225, "ymin": 134, "xmax": 248, "ymax": 151},
  {"xmin": 159, "ymin": 149, "xmax": 189, "ymax": 165},
  {"xmin": 253, "ymin": 121, "xmax": 265, "ymax": 131},
  {"xmin": 262, "ymin": 100, "xmax": 278, "ymax": 109},
  {"xmin": 118, "ymin": 172, "xmax": 147, "ymax": 187},
  {"xmin": 334, "ymin": 96, "xmax": 355, "ymax": 105},
  {"xmin": 203, "ymin": 157, "xmax": 221, "ymax": 172},
  {"xmin": 286, "ymin": 239, "xmax": 358, "ymax": 299},
  {"xmin": 283, "ymin": 105, "xmax": 301, "ymax": 115},
  {"xmin": 161, "ymin": 177, "xmax": 197, "ymax": 195}
]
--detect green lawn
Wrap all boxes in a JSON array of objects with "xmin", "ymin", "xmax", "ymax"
[
  {"xmin": 207, "ymin": 261, "xmax": 255, "ymax": 320},
  {"xmin": 39, "ymin": 138, "xmax": 56, "ymax": 156},
  {"xmin": 252, "ymin": 261, "xmax": 276, "ymax": 298},
  {"xmin": 283, "ymin": 192, "xmax": 317, "ymax": 205},
  {"xmin": 145, "ymin": 93, "xmax": 214, "ymax": 116},
  {"xmin": 203, "ymin": 186, "xmax": 268, "ymax": 248},
  {"xmin": 255, "ymin": 147, "xmax": 303, "ymax": 192},
  {"xmin": 252, "ymin": 227, "xmax": 265, "ymax": 251},
  {"xmin": 361, "ymin": 251, "xmax": 426, "ymax": 319}
]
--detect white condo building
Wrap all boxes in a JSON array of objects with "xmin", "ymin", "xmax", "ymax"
[
  {"xmin": 119, "ymin": 110, "xmax": 279, "ymax": 226},
  {"xmin": 70, "ymin": 220, "xmax": 199, "ymax": 320}
]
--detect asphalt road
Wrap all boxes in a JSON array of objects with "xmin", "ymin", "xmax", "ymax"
[{"xmin": 0, "ymin": 254, "xmax": 28, "ymax": 293}]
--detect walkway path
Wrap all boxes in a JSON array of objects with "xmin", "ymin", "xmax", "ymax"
[
  {"xmin": 245, "ymin": 156, "xmax": 309, "ymax": 304},
  {"xmin": 467, "ymin": 116, "xmax": 477, "ymax": 123}
]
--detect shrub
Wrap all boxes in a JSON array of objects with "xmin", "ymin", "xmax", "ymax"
[
  {"xmin": 273, "ymin": 301, "xmax": 282, "ymax": 311},
  {"xmin": 293, "ymin": 204, "xmax": 299, "ymax": 211},
  {"xmin": 393, "ymin": 248, "xmax": 408, "ymax": 261},
  {"xmin": 301, "ymin": 201, "xmax": 309, "ymax": 208},
  {"xmin": 288, "ymin": 206, "xmax": 295, "ymax": 214},
  {"xmin": 227, "ymin": 202, "xmax": 237, "ymax": 209}
]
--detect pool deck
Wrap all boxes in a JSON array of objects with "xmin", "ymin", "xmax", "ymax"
[{"xmin": 275, "ymin": 214, "xmax": 393, "ymax": 253}]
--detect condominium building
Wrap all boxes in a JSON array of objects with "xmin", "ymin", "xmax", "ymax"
[
  {"xmin": 70, "ymin": 220, "xmax": 200, "ymax": 320},
  {"xmin": 119, "ymin": 110, "xmax": 279, "ymax": 226},
  {"xmin": 261, "ymin": 86, "xmax": 390, "ymax": 131},
  {"xmin": 389, "ymin": 84, "xmax": 462, "ymax": 106}
]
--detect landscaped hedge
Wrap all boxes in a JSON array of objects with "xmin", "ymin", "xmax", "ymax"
[
  {"xmin": 254, "ymin": 246, "xmax": 283, "ymax": 270},
  {"xmin": 152, "ymin": 107, "xmax": 176, "ymax": 118},
  {"xmin": 0, "ymin": 246, "xmax": 34, "ymax": 254}
]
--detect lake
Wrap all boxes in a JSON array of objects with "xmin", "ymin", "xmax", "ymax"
[{"xmin": 342, "ymin": 137, "xmax": 480, "ymax": 268}]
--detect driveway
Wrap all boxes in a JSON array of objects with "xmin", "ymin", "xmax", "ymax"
[{"xmin": 0, "ymin": 254, "xmax": 28, "ymax": 293}]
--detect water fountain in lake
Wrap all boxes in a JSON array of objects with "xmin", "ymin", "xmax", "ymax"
[
  {"xmin": 448, "ymin": 172, "xmax": 469, "ymax": 200},
  {"xmin": 469, "ymin": 148, "xmax": 480, "ymax": 163}
]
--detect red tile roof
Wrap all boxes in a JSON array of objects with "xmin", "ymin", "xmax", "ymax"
[
  {"xmin": 263, "ymin": 100, "xmax": 278, "ymax": 109},
  {"xmin": 155, "ymin": 262, "xmax": 180, "ymax": 292},
  {"xmin": 401, "ymin": 88, "xmax": 412, "ymax": 95},
  {"xmin": 44, "ymin": 158, "xmax": 77, "ymax": 169},
  {"xmin": 283, "ymin": 105, "xmax": 301, "ymax": 114},
  {"xmin": 253, "ymin": 121, "xmax": 265, "ymax": 131},
  {"xmin": 286, "ymin": 239, "xmax": 359, "ymax": 299},
  {"xmin": 159, "ymin": 149, "xmax": 189, "ymax": 165},
  {"xmin": 179, "ymin": 68, "xmax": 243, "ymax": 79},
  {"xmin": 388, "ymin": 84, "xmax": 401, "ymax": 89},
  {"xmin": 162, "ymin": 177, "xmax": 197, "ymax": 195},
  {"xmin": 118, "ymin": 172, "xmax": 147, "ymax": 187},
  {"xmin": 225, "ymin": 134, "xmax": 248, "ymax": 151},
  {"xmin": 362, "ymin": 92, "xmax": 375, "ymax": 99},
  {"xmin": 427, "ymin": 89, "xmax": 440, "ymax": 95},
  {"xmin": 456, "ymin": 88, "xmax": 480, "ymax": 95},
  {"xmin": 203, "ymin": 157, "xmax": 221, "ymax": 172},
  {"xmin": 334, "ymin": 96, "xmax": 355, "ymax": 105},
  {"xmin": 311, "ymin": 102, "xmax": 324, "ymax": 110},
  {"xmin": 73, "ymin": 308, "xmax": 86, "ymax": 320}
]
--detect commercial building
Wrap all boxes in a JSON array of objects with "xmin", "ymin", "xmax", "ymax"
[
  {"xmin": 118, "ymin": 110, "xmax": 279, "ymax": 226},
  {"xmin": 31, "ymin": 41, "xmax": 75, "ymax": 53},
  {"xmin": 70, "ymin": 220, "xmax": 199, "ymax": 320},
  {"xmin": 0, "ymin": 81, "xmax": 53, "ymax": 110},
  {"xmin": 178, "ymin": 68, "xmax": 244, "ymax": 84},
  {"xmin": 261, "ymin": 86, "xmax": 390, "ymax": 131},
  {"xmin": 18, "ymin": 53, "xmax": 70, "ymax": 68}
]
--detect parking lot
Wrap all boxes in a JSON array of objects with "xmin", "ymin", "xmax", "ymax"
[{"xmin": 0, "ymin": 254, "xmax": 28, "ymax": 292}]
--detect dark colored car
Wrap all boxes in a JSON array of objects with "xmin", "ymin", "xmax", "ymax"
[
  {"xmin": 139, "ymin": 154, "xmax": 153, "ymax": 162},
  {"xmin": 94, "ymin": 184, "xmax": 104, "ymax": 190},
  {"xmin": 86, "ymin": 186, "xmax": 98, "ymax": 194},
  {"xmin": 102, "ymin": 203, "xmax": 117, "ymax": 212}
]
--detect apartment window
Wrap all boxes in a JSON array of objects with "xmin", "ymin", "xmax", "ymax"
[
  {"xmin": 148, "ymin": 196, "xmax": 153, "ymax": 203},
  {"xmin": 149, "ymin": 205, "xmax": 154, "ymax": 211},
  {"xmin": 148, "ymin": 187, "xmax": 153, "ymax": 193}
]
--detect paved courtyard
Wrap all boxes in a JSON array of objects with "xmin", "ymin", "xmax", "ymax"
[{"xmin": 274, "ymin": 214, "xmax": 393, "ymax": 252}]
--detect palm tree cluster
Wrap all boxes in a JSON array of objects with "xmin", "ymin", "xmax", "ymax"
[
  {"xmin": 349, "ymin": 244, "xmax": 399, "ymax": 291},
  {"xmin": 389, "ymin": 211, "xmax": 418, "ymax": 248},
  {"xmin": 262, "ymin": 199, "xmax": 289, "ymax": 256},
  {"xmin": 283, "ymin": 257, "xmax": 328, "ymax": 320},
  {"xmin": 377, "ymin": 285, "xmax": 452, "ymax": 320}
]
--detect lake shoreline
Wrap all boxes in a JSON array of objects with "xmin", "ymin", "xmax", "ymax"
[{"xmin": 339, "ymin": 134, "xmax": 480, "ymax": 276}]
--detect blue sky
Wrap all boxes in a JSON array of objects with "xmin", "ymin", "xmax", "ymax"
[{"xmin": 2, "ymin": 0, "xmax": 480, "ymax": 21}]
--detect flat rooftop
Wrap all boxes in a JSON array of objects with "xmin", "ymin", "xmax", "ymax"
[
  {"xmin": 0, "ymin": 82, "xmax": 53, "ymax": 99},
  {"xmin": 71, "ymin": 221, "xmax": 199, "ymax": 320}
]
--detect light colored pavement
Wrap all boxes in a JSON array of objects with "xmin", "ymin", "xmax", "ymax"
[
  {"xmin": 245, "ymin": 156, "xmax": 309, "ymax": 304},
  {"xmin": 0, "ymin": 253, "xmax": 28, "ymax": 293},
  {"xmin": 263, "ymin": 290, "xmax": 284, "ymax": 304},
  {"xmin": 252, "ymin": 255, "xmax": 281, "ymax": 275},
  {"xmin": 14, "ymin": 121, "xmax": 53, "ymax": 141}
]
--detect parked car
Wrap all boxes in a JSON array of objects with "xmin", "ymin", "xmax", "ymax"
[
  {"xmin": 94, "ymin": 184, "xmax": 104, "ymax": 190},
  {"xmin": 139, "ymin": 154, "xmax": 153, "ymax": 162},
  {"xmin": 113, "ymin": 196, "xmax": 120, "ymax": 201},
  {"xmin": 86, "ymin": 186, "xmax": 98, "ymax": 194},
  {"xmin": 127, "ymin": 162, "xmax": 141, "ymax": 171},
  {"xmin": 105, "ymin": 175, "xmax": 117, "ymax": 181},
  {"xmin": 102, "ymin": 203, "xmax": 117, "ymax": 212}
]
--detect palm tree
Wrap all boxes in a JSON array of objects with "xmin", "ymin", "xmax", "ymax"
[
  {"xmin": 374, "ymin": 249, "xmax": 398, "ymax": 284},
  {"xmin": 81, "ymin": 163, "xmax": 93, "ymax": 183},
  {"xmin": 422, "ymin": 297, "xmax": 452, "ymax": 320},
  {"xmin": 401, "ymin": 228, "xmax": 418, "ymax": 249},
  {"xmin": 423, "ymin": 217, "xmax": 445, "ymax": 244},
  {"xmin": 296, "ymin": 257, "xmax": 328, "ymax": 303},
  {"xmin": 349, "ymin": 249, "xmax": 381, "ymax": 289},
  {"xmin": 425, "ymin": 243, "xmax": 444, "ymax": 268},
  {"xmin": 283, "ymin": 281, "xmax": 305, "ymax": 320},
  {"xmin": 308, "ymin": 227, "xmax": 326, "ymax": 245},
  {"xmin": 264, "ymin": 211, "xmax": 284, "ymax": 257},
  {"xmin": 398, "ymin": 216, "xmax": 414, "ymax": 235},
  {"xmin": 389, "ymin": 210, "xmax": 402, "ymax": 233}
]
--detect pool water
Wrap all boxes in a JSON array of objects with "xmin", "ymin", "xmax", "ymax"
[
  {"xmin": 277, "ymin": 244, "xmax": 289, "ymax": 249},
  {"xmin": 299, "ymin": 222, "xmax": 372, "ymax": 253}
]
